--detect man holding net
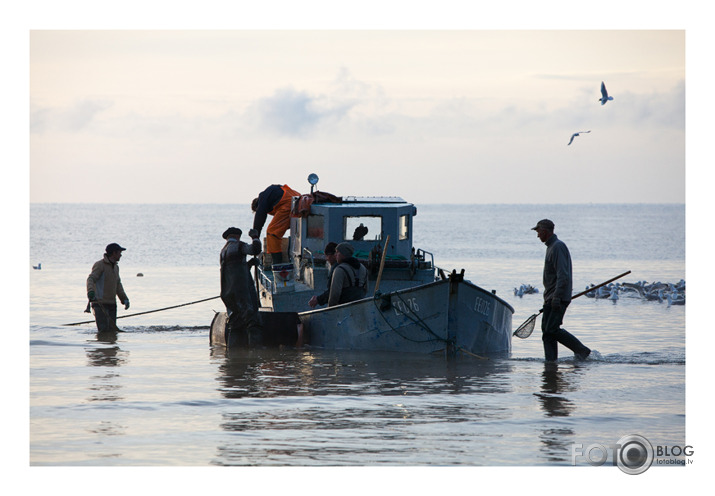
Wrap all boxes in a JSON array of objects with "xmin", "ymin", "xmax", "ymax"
[{"xmin": 532, "ymin": 219, "xmax": 591, "ymax": 362}]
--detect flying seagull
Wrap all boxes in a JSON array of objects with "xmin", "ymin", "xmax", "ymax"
[
  {"xmin": 599, "ymin": 81, "xmax": 614, "ymax": 105},
  {"xmin": 568, "ymin": 130, "xmax": 591, "ymax": 146}
]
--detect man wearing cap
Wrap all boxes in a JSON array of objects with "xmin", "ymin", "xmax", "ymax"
[
  {"xmin": 327, "ymin": 242, "xmax": 368, "ymax": 307},
  {"xmin": 86, "ymin": 243, "xmax": 129, "ymax": 332},
  {"xmin": 220, "ymin": 227, "xmax": 262, "ymax": 346},
  {"xmin": 533, "ymin": 219, "xmax": 591, "ymax": 361},
  {"xmin": 308, "ymin": 241, "xmax": 338, "ymax": 308},
  {"xmin": 251, "ymin": 184, "xmax": 301, "ymax": 266}
]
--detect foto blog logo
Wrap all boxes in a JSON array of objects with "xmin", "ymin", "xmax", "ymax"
[{"xmin": 571, "ymin": 434, "xmax": 659, "ymax": 475}]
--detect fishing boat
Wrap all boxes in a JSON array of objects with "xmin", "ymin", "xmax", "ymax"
[{"xmin": 210, "ymin": 174, "xmax": 514, "ymax": 356}]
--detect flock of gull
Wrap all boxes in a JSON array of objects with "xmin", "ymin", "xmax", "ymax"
[
  {"xmin": 513, "ymin": 284, "xmax": 539, "ymax": 297},
  {"xmin": 514, "ymin": 280, "xmax": 686, "ymax": 307},
  {"xmin": 584, "ymin": 280, "xmax": 686, "ymax": 306}
]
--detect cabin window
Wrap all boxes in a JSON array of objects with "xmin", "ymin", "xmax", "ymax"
[
  {"xmin": 344, "ymin": 216, "xmax": 382, "ymax": 241},
  {"xmin": 399, "ymin": 215, "xmax": 409, "ymax": 241},
  {"xmin": 307, "ymin": 215, "xmax": 324, "ymax": 239}
]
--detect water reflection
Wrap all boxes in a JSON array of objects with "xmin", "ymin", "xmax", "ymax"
[
  {"xmin": 211, "ymin": 347, "xmax": 514, "ymax": 398},
  {"xmin": 536, "ymin": 362, "xmax": 577, "ymax": 417},
  {"xmin": 82, "ymin": 332, "xmax": 130, "ymax": 459},
  {"xmin": 210, "ymin": 348, "xmax": 516, "ymax": 465},
  {"xmin": 535, "ymin": 362, "xmax": 586, "ymax": 463},
  {"xmin": 85, "ymin": 332, "xmax": 129, "ymax": 402},
  {"xmin": 85, "ymin": 335, "xmax": 129, "ymax": 368}
]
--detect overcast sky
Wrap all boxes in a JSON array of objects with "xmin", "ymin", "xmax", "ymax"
[{"xmin": 29, "ymin": 28, "xmax": 686, "ymax": 204}]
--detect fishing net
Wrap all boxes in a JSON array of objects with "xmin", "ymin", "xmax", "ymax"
[{"xmin": 513, "ymin": 313, "xmax": 538, "ymax": 339}]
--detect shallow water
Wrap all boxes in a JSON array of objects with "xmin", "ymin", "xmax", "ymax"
[
  {"xmin": 28, "ymin": 204, "xmax": 688, "ymax": 474},
  {"xmin": 30, "ymin": 320, "xmax": 685, "ymax": 467}
]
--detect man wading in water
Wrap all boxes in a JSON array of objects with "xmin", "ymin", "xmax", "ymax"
[
  {"xmin": 532, "ymin": 219, "xmax": 591, "ymax": 362},
  {"xmin": 220, "ymin": 227, "xmax": 262, "ymax": 346},
  {"xmin": 86, "ymin": 243, "xmax": 129, "ymax": 333}
]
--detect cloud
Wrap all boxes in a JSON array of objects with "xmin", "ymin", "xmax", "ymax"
[
  {"xmin": 64, "ymin": 99, "xmax": 113, "ymax": 131},
  {"xmin": 244, "ymin": 68, "xmax": 396, "ymax": 138},
  {"xmin": 30, "ymin": 99, "xmax": 113, "ymax": 134},
  {"xmin": 626, "ymin": 80, "xmax": 685, "ymax": 129},
  {"xmin": 249, "ymin": 87, "xmax": 353, "ymax": 137},
  {"xmin": 30, "ymin": 106, "xmax": 51, "ymax": 134}
]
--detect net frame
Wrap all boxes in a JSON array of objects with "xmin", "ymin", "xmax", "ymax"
[{"xmin": 513, "ymin": 312, "xmax": 538, "ymax": 339}]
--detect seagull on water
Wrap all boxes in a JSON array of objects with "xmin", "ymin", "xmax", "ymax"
[
  {"xmin": 599, "ymin": 81, "xmax": 614, "ymax": 105},
  {"xmin": 609, "ymin": 287, "xmax": 619, "ymax": 303},
  {"xmin": 568, "ymin": 130, "xmax": 591, "ymax": 145}
]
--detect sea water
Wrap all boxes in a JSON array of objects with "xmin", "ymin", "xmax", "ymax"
[{"xmin": 26, "ymin": 204, "xmax": 691, "ymax": 486}]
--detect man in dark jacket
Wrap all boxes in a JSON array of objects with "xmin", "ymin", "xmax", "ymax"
[
  {"xmin": 533, "ymin": 219, "xmax": 591, "ymax": 362},
  {"xmin": 328, "ymin": 242, "xmax": 368, "ymax": 307},
  {"xmin": 308, "ymin": 242, "xmax": 338, "ymax": 308},
  {"xmin": 86, "ymin": 243, "xmax": 129, "ymax": 332},
  {"xmin": 220, "ymin": 227, "xmax": 262, "ymax": 346}
]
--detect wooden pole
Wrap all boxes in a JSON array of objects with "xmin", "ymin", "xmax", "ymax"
[{"xmin": 374, "ymin": 235, "xmax": 390, "ymax": 295}]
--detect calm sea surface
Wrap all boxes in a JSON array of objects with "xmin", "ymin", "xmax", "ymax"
[{"xmin": 26, "ymin": 204, "xmax": 693, "ymax": 488}]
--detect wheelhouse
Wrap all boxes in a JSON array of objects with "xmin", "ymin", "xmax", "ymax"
[{"xmin": 291, "ymin": 196, "xmax": 417, "ymax": 262}]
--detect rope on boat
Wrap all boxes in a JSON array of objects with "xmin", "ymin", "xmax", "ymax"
[
  {"xmin": 372, "ymin": 291, "xmax": 453, "ymax": 345},
  {"xmin": 457, "ymin": 347, "xmax": 488, "ymax": 360},
  {"xmin": 372, "ymin": 291, "xmax": 488, "ymax": 360}
]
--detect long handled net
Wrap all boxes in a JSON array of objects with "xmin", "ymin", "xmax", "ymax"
[
  {"xmin": 513, "ymin": 310, "xmax": 542, "ymax": 339},
  {"xmin": 513, "ymin": 270, "xmax": 631, "ymax": 340}
]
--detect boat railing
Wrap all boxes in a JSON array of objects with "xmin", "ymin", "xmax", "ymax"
[
  {"xmin": 416, "ymin": 248, "xmax": 434, "ymax": 269},
  {"xmin": 416, "ymin": 247, "xmax": 450, "ymax": 282},
  {"xmin": 257, "ymin": 266, "xmax": 276, "ymax": 294},
  {"xmin": 297, "ymin": 247, "xmax": 316, "ymax": 283},
  {"xmin": 301, "ymin": 247, "xmax": 315, "ymax": 268}
]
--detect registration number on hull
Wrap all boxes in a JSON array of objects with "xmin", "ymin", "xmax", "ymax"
[
  {"xmin": 393, "ymin": 297, "xmax": 420, "ymax": 316},
  {"xmin": 473, "ymin": 296, "xmax": 492, "ymax": 316}
]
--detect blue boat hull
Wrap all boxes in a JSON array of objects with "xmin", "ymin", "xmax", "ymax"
[{"xmin": 299, "ymin": 276, "xmax": 513, "ymax": 356}]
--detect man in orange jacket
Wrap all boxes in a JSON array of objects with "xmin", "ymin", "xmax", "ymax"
[{"xmin": 251, "ymin": 184, "xmax": 301, "ymax": 265}]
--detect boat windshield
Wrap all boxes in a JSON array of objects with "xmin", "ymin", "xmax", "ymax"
[{"xmin": 344, "ymin": 215, "xmax": 382, "ymax": 242}]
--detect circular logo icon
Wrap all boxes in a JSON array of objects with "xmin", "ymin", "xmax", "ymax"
[{"xmin": 616, "ymin": 434, "xmax": 654, "ymax": 475}]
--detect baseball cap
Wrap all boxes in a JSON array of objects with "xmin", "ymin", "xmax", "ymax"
[
  {"xmin": 105, "ymin": 243, "xmax": 126, "ymax": 254},
  {"xmin": 336, "ymin": 242, "xmax": 354, "ymax": 257},
  {"xmin": 531, "ymin": 219, "xmax": 555, "ymax": 231}
]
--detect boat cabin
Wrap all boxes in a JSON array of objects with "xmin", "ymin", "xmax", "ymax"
[
  {"xmin": 292, "ymin": 196, "xmax": 416, "ymax": 262},
  {"xmin": 256, "ymin": 176, "xmax": 436, "ymax": 312}
]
